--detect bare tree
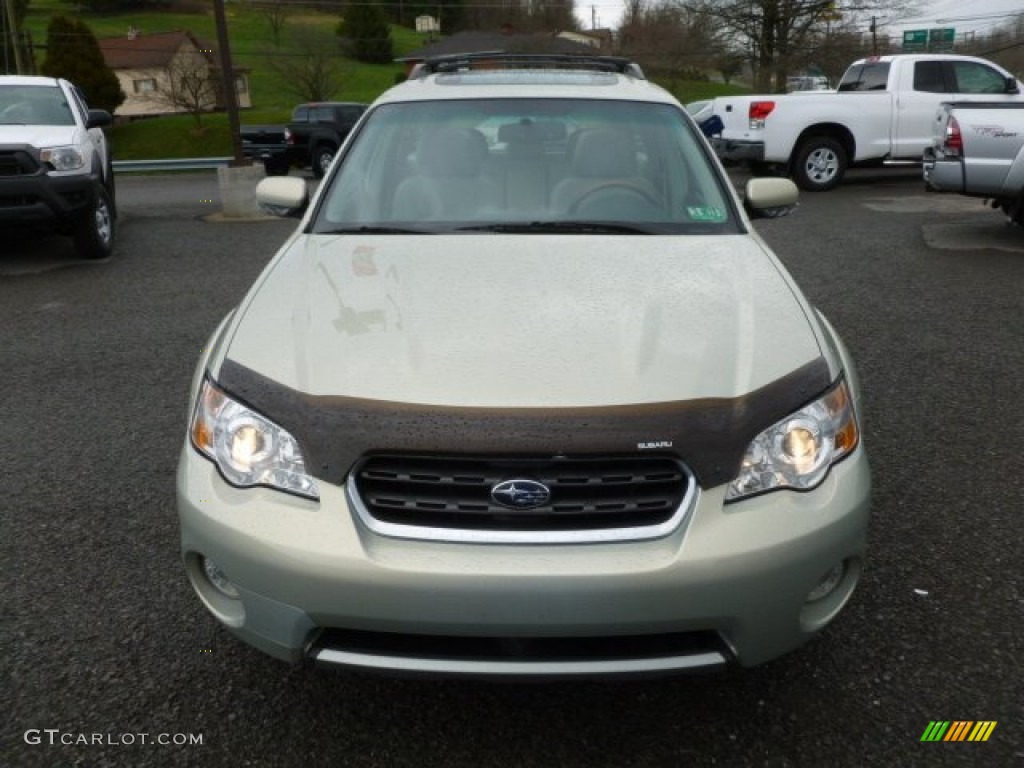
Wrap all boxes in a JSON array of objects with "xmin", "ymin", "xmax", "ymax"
[
  {"xmin": 963, "ymin": 13, "xmax": 1024, "ymax": 75},
  {"xmin": 677, "ymin": 0, "xmax": 922, "ymax": 91},
  {"xmin": 259, "ymin": 0, "xmax": 292, "ymax": 48},
  {"xmin": 619, "ymin": 0, "xmax": 722, "ymax": 77},
  {"xmin": 268, "ymin": 29, "xmax": 343, "ymax": 103},
  {"xmin": 147, "ymin": 47, "xmax": 218, "ymax": 127},
  {"xmin": 811, "ymin": 20, "xmax": 876, "ymax": 86}
]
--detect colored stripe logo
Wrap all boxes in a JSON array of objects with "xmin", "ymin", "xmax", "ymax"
[{"xmin": 920, "ymin": 721, "xmax": 997, "ymax": 742}]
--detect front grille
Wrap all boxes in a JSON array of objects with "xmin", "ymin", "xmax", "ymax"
[
  {"xmin": 351, "ymin": 454, "xmax": 692, "ymax": 538},
  {"xmin": 0, "ymin": 194, "xmax": 39, "ymax": 208},
  {"xmin": 59, "ymin": 189, "xmax": 87, "ymax": 206},
  {"xmin": 0, "ymin": 151, "xmax": 40, "ymax": 176}
]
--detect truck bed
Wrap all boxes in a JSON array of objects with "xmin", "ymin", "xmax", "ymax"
[{"xmin": 923, "ymin": 101, "xmax": 1024, "ymax": 224}]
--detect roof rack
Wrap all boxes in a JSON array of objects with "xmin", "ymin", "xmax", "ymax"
[{"xmin": 409, "ymin": 53, "xmax": 646, "ymax": 81}]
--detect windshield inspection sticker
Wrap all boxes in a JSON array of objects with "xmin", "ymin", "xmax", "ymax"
[{"xmin": 686, "ymin": 206, "xmax": 727, "ymax": 222}]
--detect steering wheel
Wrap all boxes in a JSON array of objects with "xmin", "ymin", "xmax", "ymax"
[{"xmin": 568, "ymin": 181, "xmax": 661, "ymax": 215}]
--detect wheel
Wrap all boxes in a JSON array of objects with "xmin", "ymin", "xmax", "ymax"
[
  {"xmin": 792, "ymin": 136, "xmax": 847, "ymax": 192},
  {"xmin": 312, "ymin": 146, "xmax": 335, "ymax": 179},
  {"xmin": 72, "ymin": 185, "xmax": 115, "ymax": 260},
  {"xmin": 1001, "ymin": 194, "xmax": 1024, "ymax": 227},
  {"xmin": 568, "ymin": 181, "xmax": 661, "ymax": 216}
]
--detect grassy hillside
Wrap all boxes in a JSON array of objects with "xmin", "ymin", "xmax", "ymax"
[{"xmin": 22, "ymin": 1, "xmax": 749, "ymax": 159}]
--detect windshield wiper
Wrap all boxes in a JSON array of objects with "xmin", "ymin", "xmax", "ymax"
[
  {"xmin": 317, "ymin": 225, "xmax": 433, "ymax": 234},
  {"xmin": 455, "ymin": 221, "xmax": 654, "ymax": 234}
]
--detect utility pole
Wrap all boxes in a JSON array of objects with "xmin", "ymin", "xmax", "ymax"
[
  {"xmin": 3, "ymin": 0, "xmax": 24, "ymax": 74},
  {"xmin": 1, "ymin": 0, "xmax": 8, "ymax": 75},
  {"xmin": 870, "ymin": 16, "xmax": 877, "ymax": 55},
  {"xmin": 212, "ymin": 0, "xmax": 247, "ymax": 166}
]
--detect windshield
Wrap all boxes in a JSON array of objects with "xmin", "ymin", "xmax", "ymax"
[
  {"xmin": 0, "ymin": 85, "xmax": 76, "ymax": 126},
  {"xmin": 312, "ymin": 98, "xmax": 739, "ymax": 235}
]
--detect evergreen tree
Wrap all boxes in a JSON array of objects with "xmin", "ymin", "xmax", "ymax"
[
  {"xmin": 41, "ymin": 16, "xmax": 125, "ymax": 114},
  {"xmin": 337, "ymin": 1, "xmax": 393, "ymax": 64}
]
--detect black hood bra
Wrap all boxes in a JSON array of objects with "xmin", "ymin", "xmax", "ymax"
[{"xmin": 216, "ymin": 356, "xmax": 833, "ymax": 490}]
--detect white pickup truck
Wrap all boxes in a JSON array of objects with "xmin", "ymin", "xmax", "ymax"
[
  {"xmin": 710, "ymin": 54, "xmax": 1022, "ymax": 191},
  {"xmin": 0, "ymin": 75, "xmax": 116, "ymax": 258},
  {"xmin": 923, "ymin": 102, "xmax": 1024, "ymax": 226}
]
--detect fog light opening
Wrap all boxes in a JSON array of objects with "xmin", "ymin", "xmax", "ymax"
[
  {"xmin": 202, "ymin": 556, "xmax": 241, "ymax": 599},
  {"xmin": 806, "ymin": 561, "xmax": 845, "ymax": 603}
]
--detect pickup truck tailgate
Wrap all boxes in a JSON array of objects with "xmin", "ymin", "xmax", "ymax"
[
  {"xmin": 926, "ymin": 102, "xmax": 1024, "ymax": 197},
  {"xmin": 712, "ymin": 96, "xmax": 756, "ymax": 135},
  {"xmin": 242, "ymin": 125, "xmax": 286, "ymax": 145}
]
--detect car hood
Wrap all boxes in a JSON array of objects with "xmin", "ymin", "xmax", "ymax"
[
  {"xmin": 0, "ymin": 124, "xmax": 79, "ymax": 148},
  {"xmin": 222, "ymin": 234, "xmax": 823, "ymax": 408}
]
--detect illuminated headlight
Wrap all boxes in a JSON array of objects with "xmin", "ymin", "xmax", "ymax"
[
  {"xmin": 189, "ymin": 376, "xmax": 319, "ymax": 499},
  {"xmin": 726, "ymin": 379, "xmax": 859, "ymax": 501},
  {"xmin": 40, "ymin": 146, "xmax": 85, "ymax": 172}
]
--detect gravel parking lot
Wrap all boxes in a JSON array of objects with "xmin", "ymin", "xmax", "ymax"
[{"xmin": 3, "ymin": 169, "xmax": 1021, "ymax": 767}]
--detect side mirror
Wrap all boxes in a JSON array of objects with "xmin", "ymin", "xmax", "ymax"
[
  {"xmin": 256, "ymin": 177, "xmax": 308, "ymax": 218},
  {"xmin": 86, "ymin": 109, "xmax": 112, "ymax": 129},
  {"xmin": 744, "ymin": 177, "xmax": 799, "ymax": 219},
  {"xmin": 1005, "ymin": 76, "xmax": 1020, "ymax": 95}
]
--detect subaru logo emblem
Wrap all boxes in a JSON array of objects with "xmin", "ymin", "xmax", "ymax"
[{"xmin": 491, "ymin": 479, "xmax": 551, "ymax": 510}]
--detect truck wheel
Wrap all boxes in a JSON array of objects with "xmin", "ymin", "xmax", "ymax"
[
  {"xmin": 313, "ymin": 146, "xmax": 335, "ymax": 179},
  {"xmin": 792, "ymin": 136, "xmax": 846, "ymax": 192},
  {"xmin": 1003, "ymin": 194, "xmax": 1024, "ymax": 227},
  {"xmin": 73, "ymin": 186, "xmax": 115, "ymax": 260}
]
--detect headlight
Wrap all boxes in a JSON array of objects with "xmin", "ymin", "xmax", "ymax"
[
  {"xmin": 189, "ymin": 376, "xmax": 319, "ymax": 500},
  {"xmin": 726, "ymin": 379, "xmax": 859, "ymax": 502},
  {"xmin": 40, "ymin": 146, "xmax": 85, "ymax": 172}
]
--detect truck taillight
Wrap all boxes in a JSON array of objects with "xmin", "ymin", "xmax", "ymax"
[
  {"xmin": 285, "ymin": 127, "xmax": 294, "ymax": 145},
  {"xmin": 944, "ymin": 116, "xmax": 963, "ymax": 156},
  {"xmin": 749, "ymin": 101, "xmax": 776, "ymax": 129}
]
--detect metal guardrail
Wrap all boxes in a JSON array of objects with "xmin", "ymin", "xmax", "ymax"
[{"xmin": 112, "ymin": 157, "xmax": 232, "ymax": 173}]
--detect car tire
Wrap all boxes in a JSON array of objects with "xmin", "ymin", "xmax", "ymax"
[
  {"xmin": 72, "ymin": 185, "xmax": 115, "ymax": 260},
  {"xmin": 312, "ymin": 146, "xmax": 335, "ymax": 179},
  {"xmin": 792, "ymin": 136, "xmax": 847, "ymax": 192}
]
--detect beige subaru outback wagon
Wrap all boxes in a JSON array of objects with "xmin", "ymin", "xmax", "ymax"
[{"xmin": 177, "ymin": 54, "xmax": 870, "ymax": 677}]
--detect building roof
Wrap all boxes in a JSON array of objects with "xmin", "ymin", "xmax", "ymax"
[
  {"xmin": 98, "ymin": 30, "xmax": 213, "ymax": 70},
  {"xmin": 398, "ymin": 30, "xmax": 599, "ymax": 62}
]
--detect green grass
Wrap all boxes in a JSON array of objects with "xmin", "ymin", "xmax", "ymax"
[
  {"xmin": 22, "ymin": 1, "xmax": 748, "ymax": 159},
  {"xmin": 656, "ymin": 79, "xmax": 751, "ymax": 104},
  {"xmin": 106, "ymin": 112, "xmax": 234, "ymax": 158}
]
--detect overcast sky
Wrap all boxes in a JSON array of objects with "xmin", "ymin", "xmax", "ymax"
[{"xmin": 577, "ymin": 0, "xmax": 1024, "ymax": 38}]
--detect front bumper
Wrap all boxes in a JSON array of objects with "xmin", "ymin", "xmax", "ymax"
[
  {"xmin": 0, "ymin": 169, "xmax": 99, "ymax": 228},
  {"xmin": 177, "ymin": 442, "xmax": 871, "ymax": 677},
  {"xmin": 710, "ymin": 137, "xmax": 766, "ymax": 164}
]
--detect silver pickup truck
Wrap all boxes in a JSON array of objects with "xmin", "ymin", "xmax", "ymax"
[{"xmin": 923, "ymin": 101, "xmax": 1024, "ymax": 225}]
